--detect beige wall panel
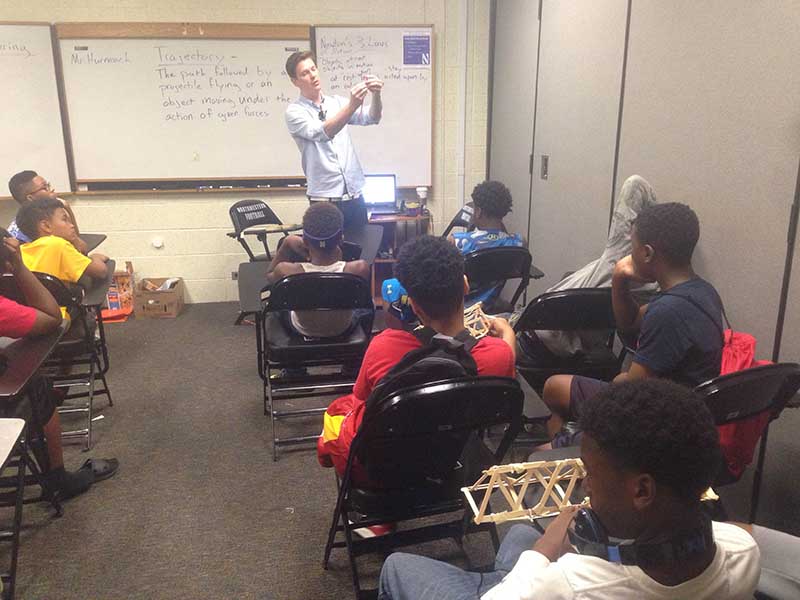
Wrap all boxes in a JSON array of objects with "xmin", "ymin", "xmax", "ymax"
[{"xmin": 617, "ymin": 0, "xmax": 800, "ymax": 354}]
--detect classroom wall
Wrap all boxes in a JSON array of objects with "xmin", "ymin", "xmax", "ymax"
[{"xmin": 0, "ymin": 0, "xmax": 491, "ymax": 302}]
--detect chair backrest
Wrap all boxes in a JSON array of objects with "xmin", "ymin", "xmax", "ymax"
[
  {"xmin": 694, "ymin": 363, "xmax": 800, "ymax": 425},
  {"xmin": 464, "ymin": 246, "xmax": 532, "ymax": 307},
  {"xmin": 343, "ymin": 224, "xmax": 384, "ymax": 265},
  {"xmin": 514, "ymin": 288, "xmax": 616, "ymax": 333},
  {"xmin": 441, "ymin": 203, "xmax": 475, "ymax": 238},
  {"xmin": 352, "ymin": 376, "xmax": 523, "ymax": 487},
  {"xmin": 261, "ymin": 272, "xmax": 373, "ymax": 312},
  {"xmin": 228, "ymin": 199, "xmax": 282, "ymax": 237}
]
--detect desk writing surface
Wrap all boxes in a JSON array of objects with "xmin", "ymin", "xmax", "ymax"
[
  {"xmin": 82, "ymin": 233, "xmax": 107, "ymax": 252},
  {"xmin": 0, "ymin": 419, "xmax": 25, "ymax": 469},
  {"xmin": 238, "ymin": 261, "xmax": 270, "ymax": 315},
  {"xmin": 82, "ymin": 259, "xmax": 116, "ymax": 307},
  {"xmin": 0, "ymin": 321, "xmax": 68, "ymax": 400}
]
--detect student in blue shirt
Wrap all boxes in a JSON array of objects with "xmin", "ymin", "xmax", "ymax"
[{"xmin": 450, "ymin": 180, "xmax": 524, "ymax": 308}]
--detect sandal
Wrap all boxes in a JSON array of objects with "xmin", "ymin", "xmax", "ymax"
[{"xmin": 78, "ymin": 458, "xmax": 120, "ymax": 482}]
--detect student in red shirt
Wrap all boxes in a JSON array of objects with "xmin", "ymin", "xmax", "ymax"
[
  {"xmin": 317, "ymin": 236, "xmax": 516, "ymax": 484},
  {"xmin": 0, "ymin": 232, "xmax": 118, "ymax": 499}
]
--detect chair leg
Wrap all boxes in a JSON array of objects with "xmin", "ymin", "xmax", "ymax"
[
  {"xmin": 266, "ymin": 368, "xmax": 278, "ymax": 462},
  {"xmin": 96, "ymin": 353, "xmax": 113, "ymax": 407},
  {"xmin": 323, "ymin": 475, "xmax": 346, "ymax": 569},
  {"xmin": 342, "ymin": 516, "xmax": 363, "ymax": 599},
  {"xmin": 85, "ymin": 359, "xmax": 96, "ymax": 452},
  {"xmin": 750, "ymin": 425, "xmax": 771, "ymax": 523}
]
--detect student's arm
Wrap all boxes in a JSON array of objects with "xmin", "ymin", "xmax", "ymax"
[
  {"xmin": 488, "ymin": 317, "xmax": 516, "ymax": 361},
  {"xmin": 3, "ymin": 237, "xmax": 61, "ymax": 334},
  {"xmin": 612, "ymin": 255, "xmax": 650, "ymax": 332},
  {"xmin": 267, "ymin": 261, "xmax": 303, "ymax": 284},
  {"xmin": 343, "ymin": 259, "xmax": 370, "ymax": 280},
  {"xmin": 269, "ymin": 235, "xmax": 308, "ymax": 272},
  {"xmin": 613, "ymin": 361, "xmax": 655, "ymax": 384},
  {"xmin": 366, "ymin": 78, "xmax": 383, "ymax": 123},
  {"xmin": 322, "ymin": 82, "xmax": 369, "ymax": 138},
  {"xmin": 83, "ymin": 253, "xmax": 109, "ymax": 279}
]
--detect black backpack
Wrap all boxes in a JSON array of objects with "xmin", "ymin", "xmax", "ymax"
[{"xmin": 364, "ymin": 327, "xmax": 479, "ymax": 412}]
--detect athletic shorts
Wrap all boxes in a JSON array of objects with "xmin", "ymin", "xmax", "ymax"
[
  {"xmin": 0, "ymin": 376, "xmax": 57, "ymax": 428},
  {"xmin": 568, "ymin": 375, "xmax": 610, "ymax": 421}
]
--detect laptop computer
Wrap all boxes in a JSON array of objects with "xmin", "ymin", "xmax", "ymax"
[{"xmin": 362, "ymin": 174, "xmax": 399, "ymax": 216}]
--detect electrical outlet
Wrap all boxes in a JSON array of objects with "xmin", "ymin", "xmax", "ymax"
[{"xmin": 231, "ymin": 271, "xmax": 239, "ymax": 280}]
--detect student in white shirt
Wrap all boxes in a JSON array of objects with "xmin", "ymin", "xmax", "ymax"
[{"xmin": 378, "ymin": 379, "xmax": 761, "ymax": 600}]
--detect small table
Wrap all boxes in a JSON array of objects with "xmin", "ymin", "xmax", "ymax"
[
  {"xmin": 237, "ymin": 262, "xmax": 271, "ymax": 379},
  {"xmin": 81, "ymin": 233, "xmax": 107, "ymax": 253}
]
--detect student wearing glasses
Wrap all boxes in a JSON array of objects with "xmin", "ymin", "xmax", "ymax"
[
  {"xmin": 7, "ymin": 170, "xmax": 87, "ymax": 254},
  {"xmin": 284, "ymin": 51, "xmax": 383, "ymax": 231}
]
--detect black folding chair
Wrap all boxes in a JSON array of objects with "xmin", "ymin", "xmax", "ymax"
[
  {"xmin": 463, "ymin": 246, "xmax": 535, "ymax": 314},
  {"xmin": 694, "ymin": 362, "xmax": 800, "ymax": 522},
  {"xmin": 322, "ymin": 376, "xmax": 523, "ymax": 599},
  {"xmin": 36, "ymin": 274, "xmax": 111, "ymax": 450},
  {"xmin": 514, "ymin": 288, "xmax": 626, "ymax": 395},
  {"xmin": 261, "ymin": 272, "xmax": 374, "ymax": 460},
  {"xmin": 227, "ymin": 199, "xmax": 290, "ymax": 262}
]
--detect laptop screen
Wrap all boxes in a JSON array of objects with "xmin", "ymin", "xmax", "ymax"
[{"xmin": 362, "ymin": 174, "xmax": 397, "ymax": 207}]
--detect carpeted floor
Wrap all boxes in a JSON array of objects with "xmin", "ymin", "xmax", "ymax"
[
  {"xmin": 6, "ymin": 303, "xmax": 497, "ymax": 600},
  {"xmin": 5, "ymin": 301, "xmax": 798, "ymax": 599}
]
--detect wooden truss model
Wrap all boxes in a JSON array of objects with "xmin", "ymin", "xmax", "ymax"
[
  {"xmin": 462, "ymin": 458, "xmax": 588, "ymax": 525},
  {"xmin": 464, "ymin": 303, "xmax": 492, "ymax": 339},
  {"xmin": 462, "ymin": 458, "xmax": 720, "ymax": 526}
]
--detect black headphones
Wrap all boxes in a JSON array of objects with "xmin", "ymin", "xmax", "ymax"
[{"xmin": 568, "ymin": 508, "xmax": 714, "ymax": 566}]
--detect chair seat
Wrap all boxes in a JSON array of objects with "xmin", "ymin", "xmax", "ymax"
[
  {"xmin": 517, "ymin": 335, "xmax": 619, "ymax": 370},
  {"xmin": 250, "ymin": 254, "xmax": 270, "ymax": 262},
  {"xmin": 349, "ymin": 479, "xmax": 465, "ymax": 518},
  {"xmin": 265, "ymin": 314, "xmax": 369, "ymax": 363},
  {"xmin": 50, "ymin": 317, "xmax": 97, "ymax": 358}
]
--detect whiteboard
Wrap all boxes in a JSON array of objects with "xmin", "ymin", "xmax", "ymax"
[
  {"xmin": 57, "ymin": 36, "xmax": 308, "ymax": 181},
  {"xmin": 314, "ymin": 26, "xmax": 433, "ymax": 187},
  {"xmin": 0, "ymin": 24, "xmax": 71, "ymax": 195}
]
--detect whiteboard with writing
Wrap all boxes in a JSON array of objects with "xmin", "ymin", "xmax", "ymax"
[
  {"xmin": 0, "ymin": 24, "xmax": 71, "ymax": 195},
  {"xmin": 58, "ymin": 38, "xmax": 307, "ymax": 181},
  {"xmin": 314, "ymin": 26, "xmax": 433, "ymax": 187}
]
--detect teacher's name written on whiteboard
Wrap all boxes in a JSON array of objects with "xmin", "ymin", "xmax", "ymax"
[
  {"xmin": 69, "ymin": 45, "xmax": 295, "ymax": 125},
  {"xmin": 0, "ymin": 41, "xmax": 34, "ymax": 58}
]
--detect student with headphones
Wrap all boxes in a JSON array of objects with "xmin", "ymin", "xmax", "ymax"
[{"xmin": 378, "ymin": 379, "xmax": 761, "ymax": 599}]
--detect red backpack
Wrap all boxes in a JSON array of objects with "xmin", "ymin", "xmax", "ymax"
[{"xmin": 662, "ymin": 292, "xmax": 771, "ymax": 479}]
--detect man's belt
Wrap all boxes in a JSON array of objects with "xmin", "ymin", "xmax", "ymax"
[{"xmin": 308, "ymin": 193, "xmax": 362, "ymax": 202}]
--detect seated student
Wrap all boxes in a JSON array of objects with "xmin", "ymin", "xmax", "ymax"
[
  {"xmin": 542, "ymin": 202, "xmax": 724, "ymax": 445},
  {"xmin": 378, "ymin": 379, "xmax": 760, "ymax": 600},
  {"xmin": 450, "ymin": 180, "xmax": 524, "ymax": 308},
  {"xmin": 268, "ymin": 202, "xmax": 369, "ymax": 338},
  {"xmin": 0, "ymin": 232, "xmax": 118, "ymax": 499},
  {"xmin": 317, "ymin": 236, "xmax": 517, "ymax": 488},
  {"xmin": 16, "ymin": 197, "xmax": 108, "ymax": 291},
  {"xmin": 532, "ymin": 175, "xmax": 658, "ymax": 358},
  {"xmin": 8, "ymin": 170, "xmax": 88, "ymax": 253}
]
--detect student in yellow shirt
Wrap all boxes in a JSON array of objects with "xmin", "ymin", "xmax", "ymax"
[{"xmin": 16, "ymin": 197, "xmax": 108, "ymax": 284}]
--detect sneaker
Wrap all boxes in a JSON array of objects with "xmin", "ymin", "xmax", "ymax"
[{"xmin": 350, "ymin": 522, "xmax": 396, "ymax": 538}]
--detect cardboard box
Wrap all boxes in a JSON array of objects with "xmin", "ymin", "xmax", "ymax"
[
  {"xmin": 134, "ymin": 277, "xmax": 185, "ymax": 318},
  {"xmin": 106, "ymin": 261, "xmax": 135, "ymax": 312}
]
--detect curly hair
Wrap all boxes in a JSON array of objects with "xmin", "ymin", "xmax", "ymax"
[
  {"xmin": 471, "ymin": 180, "xmax": 513, "ymax": 219},
  {"xmin": 579, "ymin": 379, "xmax": 721, "ymax": 504},
  {"xmin": 634, "ymin": 202, "xmax": 699, "ymax": 266},
  {"xmin": 286, "ymin": 50, "xmax": 315, "ymax": 79},
  {"xmin": 8, "ymin": 170, "xmax": 37, "ymax": 204},
  {"xmin": 302, "ymin": 202, "xmax": 343, "ymax": 249},
  {"xmin": 16, "ymin": 197, "xmax": 62, "ymax": 241},
  {"xmin": 394, "ymin": 235, "xmax": 464, "ymax": 320}
]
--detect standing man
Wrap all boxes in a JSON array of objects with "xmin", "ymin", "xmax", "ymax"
[{"xmin": 285, "ymin": 51, "xmax": 383, "ymax": 231}]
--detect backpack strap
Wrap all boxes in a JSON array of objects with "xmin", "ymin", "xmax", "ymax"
[{"xmin": 659, "ymin": 290, "xmax": 730, "ymax": 344}]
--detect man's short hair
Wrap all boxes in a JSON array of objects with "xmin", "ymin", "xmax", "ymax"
[
  {"xmin": 579, "ymin": 379, "xmax": 721, "ymax": 504},
  {"xmin": 16, "ymin": 197, "xmax": 61, "ymax": 241},
  {"xmin": 8, "ymin": 170, "xmax": 37, "ymax": 204},
  {"xmin": 634, "ymin": 202, "xmax": 699, "ymax": 266},
  {"xmin": 302, "ymin": 202, "xmax": 343, "ymax": 248},
  {"xmin": 286, "ymin": 50, "xmax": 315, "ymax": 79},
  {"xmin": 395, "ymin": 235, "xmax": 464, "ymax": 320},
  {"xmin": 471, "ymin": 180, "xmax": 513, "ymax": 219}
]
